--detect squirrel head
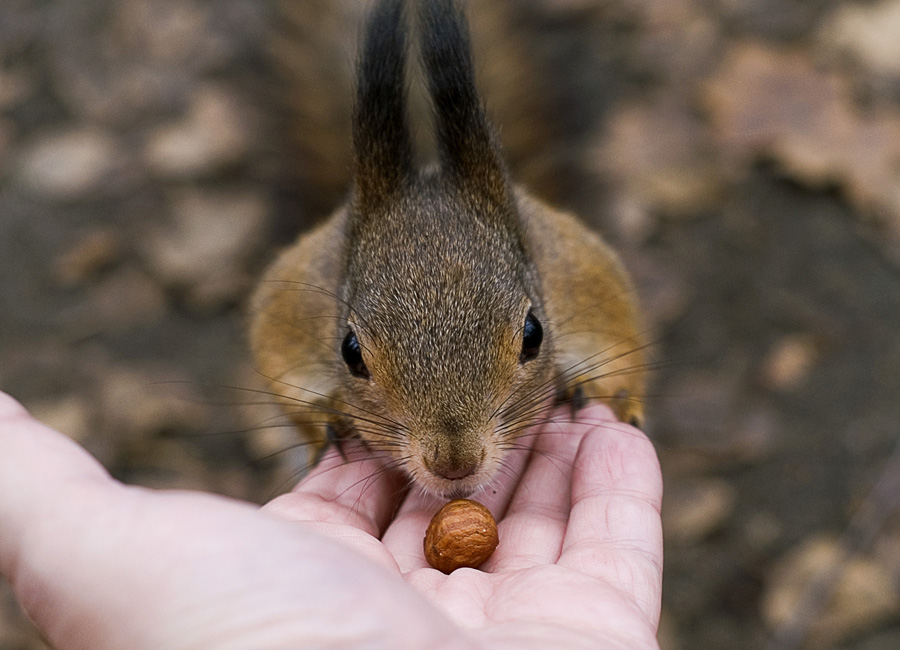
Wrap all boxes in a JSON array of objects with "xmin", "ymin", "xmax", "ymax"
[{"xmin": 336, "ymin": 0, "xmax": 555, "ymax": 497}]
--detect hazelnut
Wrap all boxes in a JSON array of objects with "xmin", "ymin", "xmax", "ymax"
[{"xmin": 423, "ymin": 498, "xmax": 499, "ymax": 573}]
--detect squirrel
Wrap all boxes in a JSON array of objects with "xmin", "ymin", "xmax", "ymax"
[{"xmin": 250, "ymin": 0, "xmax": 647, "ymax": 498}]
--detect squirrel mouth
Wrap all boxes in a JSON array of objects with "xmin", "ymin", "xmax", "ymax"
[
  {"xmin": 443, "ymin": 482, "xmax": 478, "ymax": 500},
  {"xmin": 424, "ymin": 469, "xmax": 487, "ymax": 500},
  {"xmin": 423, "ymin": 454, "xmax": 487, "ymax": 499}
]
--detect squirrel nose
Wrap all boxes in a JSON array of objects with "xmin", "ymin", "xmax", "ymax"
[
  {"xmin": 429, "ymin": 455, "xmax": 479, "ymax": 481},
  {"xmin": 435, "ymin": 463, "xmax": 477, "ymax": 481}
]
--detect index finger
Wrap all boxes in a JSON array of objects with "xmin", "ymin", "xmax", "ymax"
[{"xmin": 558, "ymin": 412, "xmax": 664, "ymax": 627}]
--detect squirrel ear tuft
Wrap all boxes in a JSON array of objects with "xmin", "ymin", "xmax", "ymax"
[
  {"xmin": 352, "ymin": 0, "xmax": 412, "ymax": 211},
  {"xmin": 420, "ymin": 0, "xmax": 509, "ymax": 205}
]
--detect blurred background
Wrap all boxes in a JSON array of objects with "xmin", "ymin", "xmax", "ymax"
[{"xmin": 2, "ymin": 0, "xmax": 900, "ymax": 648}]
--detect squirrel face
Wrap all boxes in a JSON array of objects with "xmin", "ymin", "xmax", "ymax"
[
  {"xmin": 337, "ymin": 177, "xmax": 555, "ymax": 496},
  {"xmin": 312, "ymin": 0, "xmax": 562, "ymax": 497},
  {"xmin": 250, "ymin": 0, "xmax": 646, "ymax": 498}
]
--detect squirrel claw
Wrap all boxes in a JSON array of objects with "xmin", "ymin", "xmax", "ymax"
[
  {"xmin": 311, "ymin": 424, "xmax": 350, "ymax": 465},
  {"xmin": 568, "ymin": 385, "xmax": 586, "ymax": 417},
  {"xmin": 327, "ymin": 423, "xmax": 350, "ymax": 462}
]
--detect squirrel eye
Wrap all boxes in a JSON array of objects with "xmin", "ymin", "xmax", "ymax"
[
  {"xmin": 341, "ymin": 330, "xmax": 370, "ymax": 379},
  {"xmin": 520, "ymin": 311, "xmax": 543, "ymax": 363}
]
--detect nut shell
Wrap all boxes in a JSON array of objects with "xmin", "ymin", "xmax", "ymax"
[{"xmin": 423, "ymin": 498, "xmax": 499, "ymax": 574}]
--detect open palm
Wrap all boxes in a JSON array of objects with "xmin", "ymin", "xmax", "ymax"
[{"xmin": 0, "ymin": 391, "xmax": 662, "ymax": 649}]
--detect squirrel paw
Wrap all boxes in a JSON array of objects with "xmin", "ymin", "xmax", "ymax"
[{"xmin": 558, "ymin": 383, "xmax": 644, "ymax": 430}]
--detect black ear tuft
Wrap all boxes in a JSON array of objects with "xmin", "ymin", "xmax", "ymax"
[
  {"xmin": 353, "ymin": 0, "xmax": 413, "ymax": 210},
  {"xmin": 419, "ymin": 0, "xmax": 508, "ymax": 201}
]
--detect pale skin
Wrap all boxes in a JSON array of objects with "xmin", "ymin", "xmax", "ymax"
[{"xmin": 0, "ymin": 390, "xmax": 663, "ymax": 650}]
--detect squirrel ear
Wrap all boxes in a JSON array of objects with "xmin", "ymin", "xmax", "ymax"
[
  {"xmin": 352, "ymin": 0, "xmax": 413, "ymax": 212},
  {"xmin": 420, "ymin": 0, "xmax": 509, "ymax": 206}
]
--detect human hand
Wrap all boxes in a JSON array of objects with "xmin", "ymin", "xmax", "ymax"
[
  {"xmin": 273, "ymin": 402, "xmax": 664, "ymax": 650},
  {"xmin": 0, "ymin": 390, "xmax": 662, "ymax": 649}
]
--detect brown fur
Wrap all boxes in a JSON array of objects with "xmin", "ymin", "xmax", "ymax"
[{"xmin": 251, "ymin": 0, "xmax": 645, "ymax": 497}]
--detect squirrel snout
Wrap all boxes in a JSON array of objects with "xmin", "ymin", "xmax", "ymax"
[
  {"xmin": 424, "ymin": 440, "xmax": 485, "ymax": 482},
  {"xmin": 430, "ymin": 459, "xmax": 479, "ymax": 481}
]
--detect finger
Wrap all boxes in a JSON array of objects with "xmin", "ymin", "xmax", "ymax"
[
  {"xmin": 263, "ymin": 442, "xmax": 408, "ymax": 540},
  {"xmin": 0, "ymin": 391, "xmax": 138, "ymax": 644},
  {"xmin": 0, "ymin": 392, "xmax": 114, "ymax": 577},
  {"xmin": 381, "ymin": 433, "xmax": 535, "ymax": 574},
  {"xmin": 559, "ymin": 407, "xmax": 664, "ymax": 626},
  {"xmin": 485, "ymin": 405, "xmax": 613, "ymax": 573}
]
